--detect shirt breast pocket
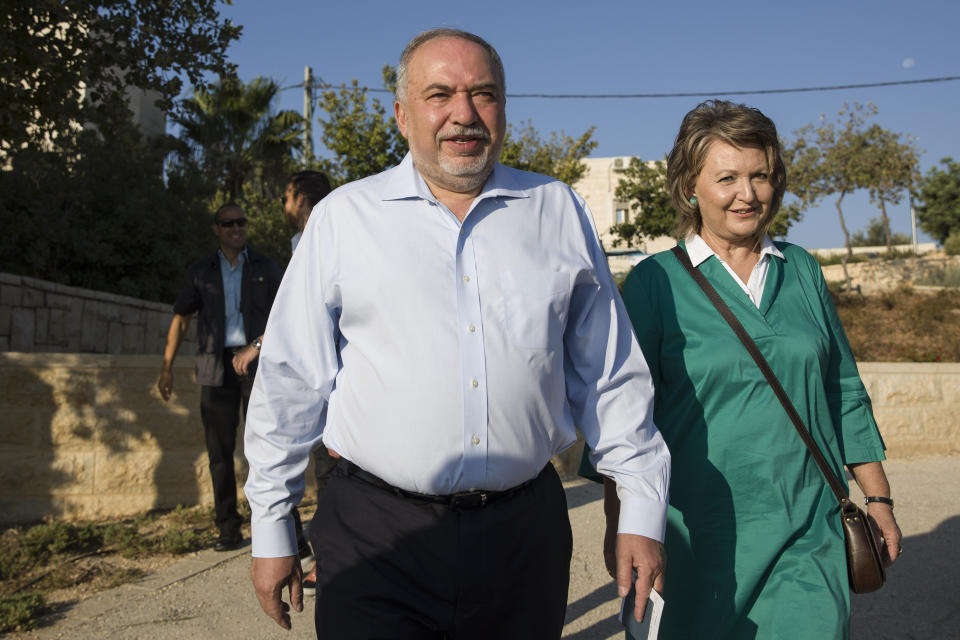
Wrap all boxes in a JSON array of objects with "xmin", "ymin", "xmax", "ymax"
[{"xmin": 500, "ymin": 270, "xmax": 571, "ymax": 350}]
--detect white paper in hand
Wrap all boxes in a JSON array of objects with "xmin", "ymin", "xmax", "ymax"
[{"xmin": 618, "ymin": 581, "xmax": 664, "ymax": 640}]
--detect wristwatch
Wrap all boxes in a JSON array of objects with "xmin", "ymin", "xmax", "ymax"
[{"xmin": 252, "ymin": 337, "xmax": 262, "ymax": 351}]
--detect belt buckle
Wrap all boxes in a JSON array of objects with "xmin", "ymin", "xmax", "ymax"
[{"xmin": 449, "ymin": 490, "xmax": 488, "ymax": 509}]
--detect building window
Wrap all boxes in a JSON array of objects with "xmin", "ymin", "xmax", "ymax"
[{"xmin": 615, "ymin": 208, "xmax": 628, "ymax": 224}]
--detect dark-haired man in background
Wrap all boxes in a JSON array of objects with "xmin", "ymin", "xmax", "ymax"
[{"xmin": 158, "ymin": 203, "xmax": 283, "ymax": 551}]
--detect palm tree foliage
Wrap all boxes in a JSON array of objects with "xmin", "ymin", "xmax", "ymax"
[{"xmin": 171, "ymin": 75, "xmax": 303, "ymax": 202}]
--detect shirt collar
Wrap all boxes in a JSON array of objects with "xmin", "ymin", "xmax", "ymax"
[
  {"xmin": 217, "ymin": 247, "xmax": 248, "ymax": 269},
  {"xmin": 380, "ymin": 152, "xmax": 531, "ymax": 204},
  {"xmin": 685, "ymin": 233, "xmax": 783, "ymax": 267}
]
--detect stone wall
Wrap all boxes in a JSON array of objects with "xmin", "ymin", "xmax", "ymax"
[
  {"xmin": 1, "ymin": 354, "xmax": 956, "ymax": 524},
  {"xmin": 0, "ymin": 272, "xmax": 196, "ymax": 355},
  {"xmin": 821, "ymin": 253, "xmax": 960, "ymax": 293}
]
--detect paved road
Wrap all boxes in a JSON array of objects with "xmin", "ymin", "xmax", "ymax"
[{"xmin": 10, "ymin": 455, "xmax": 960, "ymax": 640}]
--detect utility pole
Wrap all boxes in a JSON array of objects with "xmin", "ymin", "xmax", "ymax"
[
  {"xmin": 909, "ymin": 192, "xmax": 918, "ymax": 255},
  {"xmin": 302, "ymin": 66, "xmax": 315, "ymax": 167}
]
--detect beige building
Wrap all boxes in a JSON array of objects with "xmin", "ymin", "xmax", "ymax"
[{"xmin": 573, "ymin": 157, "xmax": 676, "ymax": 274}]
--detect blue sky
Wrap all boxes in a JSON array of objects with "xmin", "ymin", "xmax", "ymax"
[{"xmin": 210, "ymin": 0, "xmax": 959, "ymax": 249}]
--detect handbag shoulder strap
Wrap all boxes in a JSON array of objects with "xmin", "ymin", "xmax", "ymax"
[{"xmin": 669, "ymin": 245, "xmax": 849, "ymax": 504}]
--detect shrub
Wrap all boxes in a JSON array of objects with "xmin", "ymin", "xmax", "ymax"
[
  {"xmin": 916, "ymin": 265, "xmax": 960, "ymax": 287},
  {"xmin": 0, "ymin": 593, "xmax": 47, "ymax": 633},
  {"xmin": 944, "ymin": 231, "xmax": 960, "ymax": 256}
]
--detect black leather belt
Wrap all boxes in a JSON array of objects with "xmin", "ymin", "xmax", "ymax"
[{"xmin": 339, "ymin": 459, "xmax": 542, "ymax": 510}]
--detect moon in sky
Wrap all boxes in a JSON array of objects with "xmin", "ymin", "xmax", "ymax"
[{"xmin": 902, "ymin": 58, "xmax": 916, "ymax": 69}]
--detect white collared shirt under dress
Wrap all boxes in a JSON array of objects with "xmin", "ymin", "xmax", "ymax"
[
  {"xmin": 243, "ymin": 154, "xmax": 671, "ymax": 558},
  {"xmin": 684, "ymin": 233, "xmax": 785, "ymax": 308}
]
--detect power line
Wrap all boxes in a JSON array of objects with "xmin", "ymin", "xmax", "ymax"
[{"xmin": 281, "ymin": 74, "xmax": 960, "ymax": 99}]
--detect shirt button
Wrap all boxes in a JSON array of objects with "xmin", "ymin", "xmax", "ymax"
[
  {"xmin": 468, "ymin": 324, "xmax": 476, "ymax": 333},
  {"xmin": 462, "ymin": 275, "xmax": 470, "ymax": 283},
  {"xmin": 471, "ymin": 379, "xmax": 479, "ymax": 388},
  {"xmin": 472, "ymin": 436, "xmax": 480, "ymax": 446}
]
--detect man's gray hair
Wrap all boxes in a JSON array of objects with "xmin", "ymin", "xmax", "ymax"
[{"xmin": 395, "ymin": 28, "xmax": 506, "ymax": 105}]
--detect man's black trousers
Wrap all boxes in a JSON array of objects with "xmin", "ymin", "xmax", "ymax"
[
  {"xmin": 310, "ymin": 460, "xmax": 573, "ymax": 639},
  {"xmin": 199, "ymin": 352, "xmax": 251, "ymax": 538}
]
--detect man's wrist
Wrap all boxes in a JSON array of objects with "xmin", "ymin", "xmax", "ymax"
[{"xmin": 252, "ymin": 337, "xmax": 262, "ymax": 351}]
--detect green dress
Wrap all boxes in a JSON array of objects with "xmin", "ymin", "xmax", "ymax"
[{"xmin": 587, "ymin": 241, "xmax": 885, "ymax": 639}]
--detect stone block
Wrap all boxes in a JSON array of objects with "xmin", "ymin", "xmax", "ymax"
[
  {"xmin": 11, "ymin": 307, "xmax": 35, "ymax": 351},
  {"xmin": 47, "ymin": 308, "xmax": 70, "ymax": 346},
  {"xmin": 67, "ymin": 298, "xmax": 83, "ymax": 352},
  {"xmin": 117, "ymin": 409, "xmax": 205, "ymax": 450},
  {"xmin": 46, "ymin": 293, "xmax": 74, "ymax": 310},
  {"xmin": 80, "ymin": 303, "xmax": 109, "ymax": 353},
  {"xmin": 873, "ymin": 375, "xmax": 942, "ymax": 406},
  {"xmin": 0, "ymin": 284, "xmax": 20, "ymax": 306},
  {"xmin": 90, "ymin": 494, "xmax": 162, "ymax": 520},
  {"xmin": 0, "ymin": 304, "xmax": 11, "ymax": 336},
  {"xmin": 0, "ymin": 449, "xmax": 95, "ymax": 498},
  {"xmin": 939, "ymin": 375, "xmax": 960, "ymax": 407},
  {"xmin": 151, "ymin": 450, "xmax": 210, "ymax": 490},
  {"xmin": 94, "ymin": 450, "xmax": 163, "ymax": 493},
  {"xmin": 0, "ymin": 367, "xmax": 57, "ymax": 408},
  {"xmin": 919, "ymin": 408, "xmax": 960, "ymax": 440},
  {"xmin": 47, "ymin": 408, "xmax": 100, "ymax": 448},
  {"xmin": 21, "ymin": 287, "xmax": 44, "ymax": 307},
  {"xmin": 872, "ymin": 407, "xmax": 926, "ymax": 439},
  {"xmin": 122, "ymin": 324, "xmax": 145, "ymax": 353},
  {"xmin": 107, "ymin": 321, "xmax": 124, "ymax": 354},
  {"xmin": 120, "ymin": 305, "xmax": 144, "ymax": 325},
  {"xmin": 35, "ymin": 308, "xmax": 49, "ymax": 344},
  {"xmin": 0, "ymin": 409, "xmax": 54, "ymax": 447},
  {"xmin": 99, "ymin": 301, "xmax": 122, "ymax": 321}
]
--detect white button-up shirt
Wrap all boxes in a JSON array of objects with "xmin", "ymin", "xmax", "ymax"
[
  {"xmin": 244, "ymin": 154, "xmax": 670, "ymax": 557},
  {"xmin": 686, "ymin": 233, "xmax": 784, "ymax": 308}
]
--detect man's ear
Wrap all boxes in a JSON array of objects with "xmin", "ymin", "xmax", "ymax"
[{"xmin": 394, "ymin": 100, "xmax": 408, "ymax": 139}]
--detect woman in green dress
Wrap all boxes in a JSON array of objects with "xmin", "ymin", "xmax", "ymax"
[{"xmin": 587, "ymin": 100, "xmax": 902, "ymax": 638}]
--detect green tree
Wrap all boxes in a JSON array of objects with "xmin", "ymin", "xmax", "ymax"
[
  {"xmin": 316, "ymin": 67, "xmax": 407, "ymax": 186},
  {"xmin": 607, "ymin": 157, "xmax": 673, "ymax": 248},
  {"xmin": 498, "ymin": 120, "xmax": 598, "ymax": 185},
  {"xmin": 850, "ymin": 217, "xmax": 912, "ymax": 247},
  {"xmin": 0, "ymin": 125, "xmax": 211, "ymax": 302},
  {"xmin": 914, "ymin": 157, "xmax": 960, "ymax": 243},
  {"xmin": 0, "ymin": 0, "xmax": 240, "ymax": 301},
  {"xmin": 864, "ymin": 125, "xmax": 920, "ymax": 252},
  {"xmin": 785, "ymin": 103, "xmax": 918, "ymax": 284},
  {"xmin": 0, "ymin": 0, "xmax": 240, "ymax": 154},
  {"xmin": 172, "ymin": 75, "xmax": 303, "ymax": 202}
]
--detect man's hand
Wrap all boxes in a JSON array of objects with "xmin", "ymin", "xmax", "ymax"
[
  {"xmin": 617, "ymin": 533, "xmax": 665, "ymax": 624},
  {"xmin": 232, "ymin": 344, "xmax": 259, "ymax": 376},
  {"xmin": 251, "ymin": 555, "xmax": 303, "ymax": 630},
  {"xmin": 157, "ymin": 369, "xmax": 174, "ymax": 401}
]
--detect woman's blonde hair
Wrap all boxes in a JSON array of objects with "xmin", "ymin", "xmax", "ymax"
[{"xmin": 666, "ymin": 100, "xmax": 786, "ymax": 243}]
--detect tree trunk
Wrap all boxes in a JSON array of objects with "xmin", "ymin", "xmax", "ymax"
[
  {"xmin": 835, "ymin": 191, "xmax": 852, "ymax": 289},
  {"xmin": 879, "ymin": 198, "xmax": 893, "ymax": 254}
]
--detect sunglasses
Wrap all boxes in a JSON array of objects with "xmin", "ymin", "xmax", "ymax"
[{"xmin": 217, "ymin": 218, "xmax": 247, "ymax": 228}]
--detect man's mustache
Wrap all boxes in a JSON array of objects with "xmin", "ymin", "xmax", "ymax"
[{"xmin": 437, "ymin": 126, "xmax": 491, "ymax": 143}]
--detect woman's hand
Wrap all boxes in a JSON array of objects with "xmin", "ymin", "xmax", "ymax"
[
  {"xmin": 848, "ymin": 461, "xmax": 902, "ymax": 566},
  {"xmin": 867, "ymin": 502, "xmax": 902, "ymax": 566}
]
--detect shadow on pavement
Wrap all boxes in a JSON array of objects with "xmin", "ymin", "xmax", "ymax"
[{"xmin": 851, "ymin": 515, "xmax": 960, "ymax": 639}]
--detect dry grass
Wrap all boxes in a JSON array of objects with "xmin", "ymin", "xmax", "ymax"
[{"xmin": 834, "ymin": 286, "xmax": 960, "ymax": 362}]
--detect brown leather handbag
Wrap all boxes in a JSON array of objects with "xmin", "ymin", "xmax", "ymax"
[{"xmin": 671, "ymin": 246, "xmax": 886, "ymax": 593}]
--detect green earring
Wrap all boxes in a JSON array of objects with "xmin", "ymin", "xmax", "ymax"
[{"xmin": 689, "ymin": 196, "xmax": 698, "ymax": 208}]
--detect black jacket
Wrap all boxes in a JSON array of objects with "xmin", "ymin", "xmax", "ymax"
[{"xmin": 173, "ymin": 248, "xmax": 283, "ymax": 386}]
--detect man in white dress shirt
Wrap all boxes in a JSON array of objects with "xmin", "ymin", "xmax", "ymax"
[{"xmin": 245, "ymin": 28, "xmax": 670, "ymax": 638}]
